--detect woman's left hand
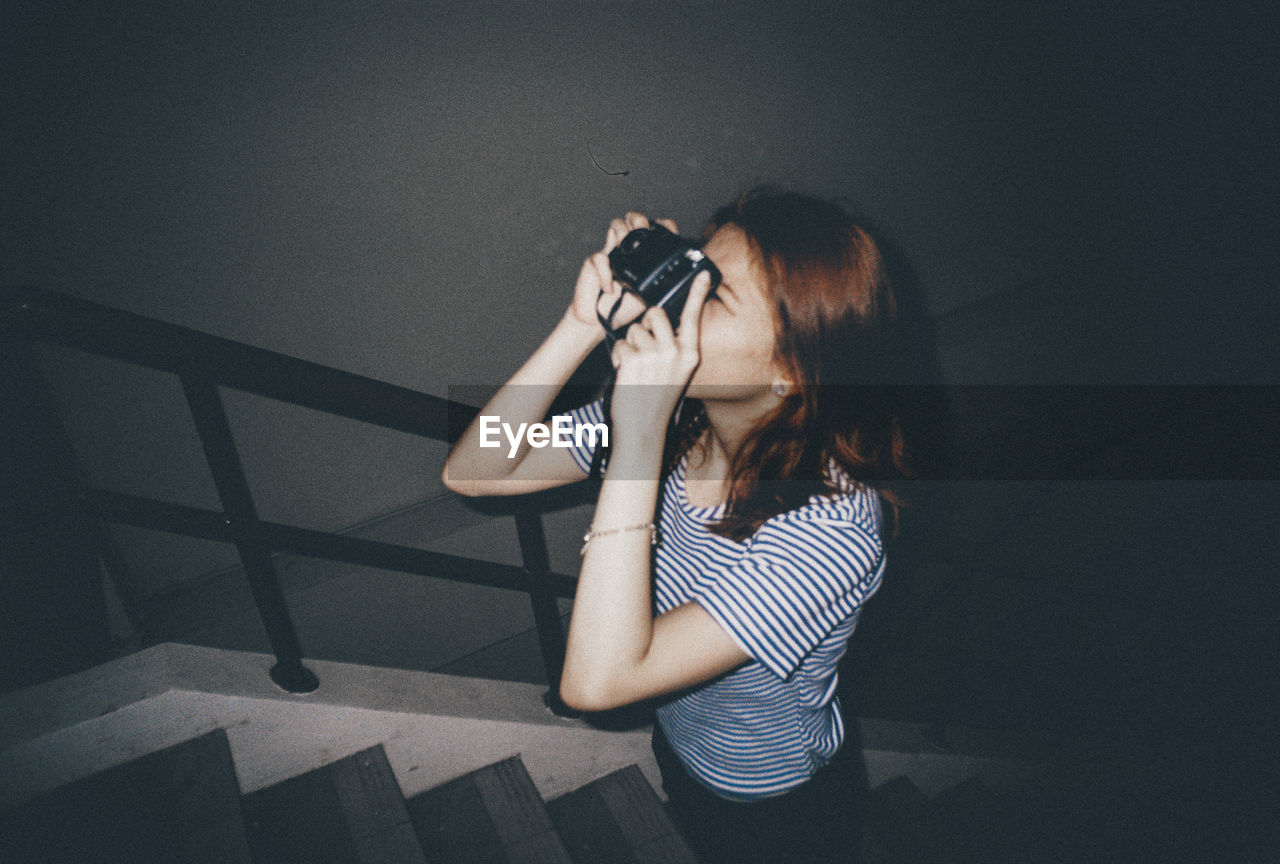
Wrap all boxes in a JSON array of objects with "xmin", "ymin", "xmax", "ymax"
[{"xmin": 608, "ymin": 271, "xmax": 713, "ymax": 445}]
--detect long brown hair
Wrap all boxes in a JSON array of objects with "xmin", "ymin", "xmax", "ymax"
[{"xmin": 669, "ymin": 188, "xmax": 911, "ymax": 541}]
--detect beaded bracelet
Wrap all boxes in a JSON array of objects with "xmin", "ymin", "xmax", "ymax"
[{"xmin": 580, "ymin": 522, "xmax": 658, "ymax": 556}]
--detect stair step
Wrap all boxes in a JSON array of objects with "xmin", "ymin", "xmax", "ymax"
[
  {"xmin": 242, "ymin": 744, "xmax": 424, "ymax": 864},
  {"xmin": 0, "ymin": 728, "xmax": 251, "ymax": 864},
  {"xmin": 547, "ymin": 765, "xmax": 699, "ymax": 864},
  {"xmin": 406, "ymin": 755, "xmax": 571, "ymax": 864}
]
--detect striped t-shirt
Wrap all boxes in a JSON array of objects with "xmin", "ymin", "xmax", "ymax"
[{"xmin": 563, "ymin": 400, "xmax": 886, "ymax": 801}]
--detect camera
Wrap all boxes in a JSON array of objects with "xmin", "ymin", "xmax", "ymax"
[{"xmin": 607, "ymin": 224, "xmax": 721, "ymax": 331}]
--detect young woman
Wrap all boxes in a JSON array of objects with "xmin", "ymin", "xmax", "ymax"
[{"xmin": 443, "ymin": 189, "xmax": 908, "ymax": 863}]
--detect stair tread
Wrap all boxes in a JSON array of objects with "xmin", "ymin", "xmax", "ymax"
[
  {"xmin": 0, "ymin": 728, "xmax": 251, "ymax": 864},
  {"xmin": 406, "ymin": 755, "xmax": 571, "ymax": 864},
  {"xmin": 548, "ymin": 765, "xmax": 699, "ymax": 864},
  {"xmin": 243, "ymin": 743, "xmax": 425, "ymax": 864}
]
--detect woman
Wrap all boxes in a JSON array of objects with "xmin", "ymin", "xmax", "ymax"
[{"xmin": 443, "ymin": 189, "xmax": 908, "ymax": 863}]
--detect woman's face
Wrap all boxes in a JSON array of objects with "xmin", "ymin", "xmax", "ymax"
[{"xmin": 685, "ymin": 224, "xmax": 785, "ymax": 401}]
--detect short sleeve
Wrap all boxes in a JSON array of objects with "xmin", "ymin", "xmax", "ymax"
[
  {"xmin": 556, "ymin": 398, "xmax": 607, "ymax": 475},
  {"xmin": 693, "ymin": 508, "xmax": 885, "ymax": 680}
]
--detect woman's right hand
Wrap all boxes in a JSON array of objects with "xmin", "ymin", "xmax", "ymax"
[{"xmin": 567, "ymin": 212, "xmax": 679, "ymax": 336}]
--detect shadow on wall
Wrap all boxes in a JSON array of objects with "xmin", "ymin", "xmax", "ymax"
[{"xmin": 1, "ymin": 341, "xmax": 113, "ymax": 692}]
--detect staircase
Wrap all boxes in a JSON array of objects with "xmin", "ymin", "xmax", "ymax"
[
  {"xmin": 3, "ymin": 642, "xmax": 1265, "ymax": 863},
  {"xmin": 0, "ymin": 724, "xmax": 1079, "ymax": 864},
  {"xmin": 0, "ymin": 728, "xmax": 700, "ymax": 864},
  {"xmin": 2, "ymin": 724, "xmax": 1227, "ymax": 864}
]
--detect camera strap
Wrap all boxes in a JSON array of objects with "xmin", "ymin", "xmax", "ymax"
[
  {"xmin": 587, "ymin": 375, "xmax": 612, "ymax": 482},
  {"xmin": 596, "ymin": 287, "xmax": 644, "ymax": 348},
  {"xmin": 588, "ymin": 288, "xmax": 641, "ymax": 482}
]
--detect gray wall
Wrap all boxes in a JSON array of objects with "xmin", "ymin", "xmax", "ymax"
[{"xmin": 3, "ymin": 1, "xmax": 1275, "ymax": 703}]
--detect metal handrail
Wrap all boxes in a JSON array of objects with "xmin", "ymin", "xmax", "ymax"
[{"xmin": 2, "ymin": 288, "xmax": 575, "ymax": 706}]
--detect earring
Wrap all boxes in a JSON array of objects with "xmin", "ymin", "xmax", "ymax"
[{"xmin": 773, "ymin": 382, "xmax": 787, "ymax": 397}]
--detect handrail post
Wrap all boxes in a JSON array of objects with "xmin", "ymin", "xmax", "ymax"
[
  {"xmin": 513, "ymin": 502, "xmax": 576, "ymax": 717},
  {"xmin": 181, "ymin": 375, "xmax": 318, "ymax": 693}
]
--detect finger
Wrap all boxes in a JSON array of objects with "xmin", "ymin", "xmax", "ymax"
[
  {"xmin": 606, "ymin": 218, "xmax": 629, "ymax": 251},
  {"xmin": 655, "ymin": 217, "xmax": 679, "ymax": 234},
  {"xmin": 590, "ymin": 252, "xmax": 614, "ymax": 293},
  {"xmin": 592, "ymin": 266, "xmax": 619, "ymax": 321},
  {"xmin": 644, "ymin": 303, "xmax": 676, "ymax": 346},
  {"xmin": 595, "ymin": 289, "xmax": 615, "ymax": 321},
  {"xmin": 598, "ymin": 287, "xmax": 639, "ymax": 324},
  {"xmin": 677, "ymin": 272, "xmax": 713, "ymax": 352},
  {"xmin": 586, "ymin": 252, "xmax": 611, "ymax": 284},
  {"xmin": 610, "ymin": 340, "xmax": 630, "ymax": 370},
  {"xmin": 624, "ymin": 212, "xmax": 650, "ymax": 231},
  {"xmin": 626, "ymin": 315, "xmax": 656, "ymax": 347},
  {"xmin": 607, "ymin": 290, "xmax": 648, "ymax": 328}
]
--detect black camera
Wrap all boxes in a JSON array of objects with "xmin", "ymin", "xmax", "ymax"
[{"xmin": 607, "ymin": 224, "xmax": 721, "ymax": 331}]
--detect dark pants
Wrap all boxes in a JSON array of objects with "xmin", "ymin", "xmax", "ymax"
[{"xmin": 651, "ymin": 723, "xmax": 865, "ymax": 864}]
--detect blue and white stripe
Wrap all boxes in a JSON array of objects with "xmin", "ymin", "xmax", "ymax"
[{"xmin": 563, "ymin": 400, "xmax": 886, "ymax": 801}]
